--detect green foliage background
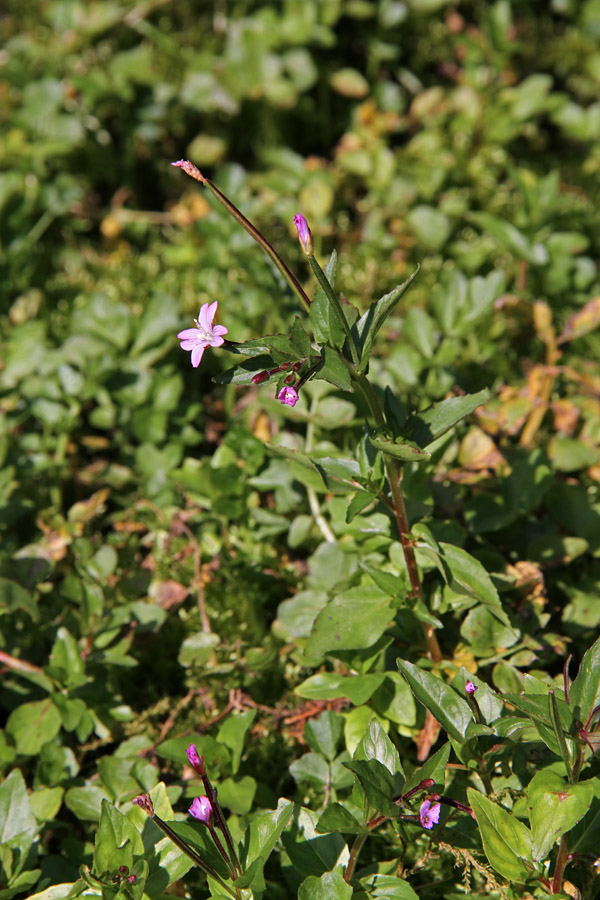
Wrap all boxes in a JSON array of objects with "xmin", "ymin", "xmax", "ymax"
[{"xmin": 1, "ymin": 1, "xmax": 600, "ymax": 898}]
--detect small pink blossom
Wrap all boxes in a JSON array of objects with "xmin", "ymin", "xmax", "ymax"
[
  {"xmin": 278, "ymin": 386, "xmax": 299, "ymax": 407},
  {"xmin": 419, "ymin": 799, "xmax": 441, "ymax": 830},
  {"xmin": 178, "ymin": 301, "xmax": 228, "ymax": 368},
  {"xmin": 189, "ymin": 796, "xmax": 213, "ymax": 824},
  {"xmin": 293, "ymin": 214, "xmax": 313, "ymax": 256},
  {"xmin": 465, "ymin": 681, "xmax": 478, "ymax": 695}
]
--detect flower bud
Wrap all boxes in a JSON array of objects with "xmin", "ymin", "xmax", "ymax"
[
  {"xmin": 132, "ymin": 794, "xmax": 155, "ymax": 816},
  {"xmin": 465, "ymin": 681, "xmax": 478, "ymax": 695},
  {"xmin": 251, "ymin": 371, "xmax": 270, "ymax": 384},
  {"xmin": 186, "ymin": 743, "xmax": 206, "ymax": 776},
  {"xmin": 293, "ymin": 214, "xmax": 314, "ymax": 257}
]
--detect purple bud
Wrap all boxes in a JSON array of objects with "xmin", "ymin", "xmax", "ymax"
[
  {"xmin": 126, "ymin": 875, "xmax": 137, "ymax": 884},
  {"xmin": 465, "ymin": 681, "xmax": 478, "ymax": 695},
  {"xmin": 251, "ymin": 371, "xmax": 270, "ymax": 384},
  {"xmin": 119, "ymin": 866, "xmax": 129, "ymax": 875},
  {"xmin": 189, "ymin": 795, "xmax": 213, "ymax": 824},
  {"xmin": 278, "ymin": 386, "xmax": 299, "ymax": 407},
  {"xmin": 186, "ymin": 743, "xmax": 206, "ymax": 776},
  {"xmin": 293, "ymin": 214, "xmax": 314, "ymax": 256},
  {"xmin": 171, "ymin": 159, "xmax": 207, "ymax": 184},
  {"xmin": 132, "ymin": 794, "xmax": 155, "ymax": 816}
]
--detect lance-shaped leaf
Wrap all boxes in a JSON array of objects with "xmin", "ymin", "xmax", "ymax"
[
  {"xmin": 343, "ymin": 759, "xmax": 399, "ymax": 817},
  {"xmin": 468, "ymin": 789, "xmax": 533, "ymax": 883},
  {"xmin": 354, "ymin": 268, "xmax": 420, "ymax": 373},
  {"xmin": 402, "ymin": 743, "xmax": 450, "ymax": 794},
  {"xmin": 313, "ymin": 457, "xmax": 374, "ymax": 494},
  {"xmin": 354, "ymin": 718, "xmax": 404, "ymax": 778},
  {"xmin": 310, "ymin": 251, "xmax": 346, "ymax": 350},
  {"xmin": 403, "ymin": 389, "xmax": 491, "ymax": 450},
  {"xmin": 368, "ymin": 429, "xmax": 431, "ymax": 462},
  {"xmin": 416, "ymin": 541, "xmax": 512, "ymax": 629},
  {"xmin": 396, "ymin": 660, "xmax": 473, "ymax": 742},
  {"xmin": 316, "ymin": 802, "xmax": 364, "ymax": 835},
  {"xmin": 569, "ymin": 635, "xmax": 600, "ymax": 728},
  {"xmin": 225, "ymin": 333, "xmax": 297, "ymax": 361},
  {"xmin": 527, "ymin": 770, "xmax": 594, "ymax": 861},
  {"xmin": 319, "ymin": 346, "xmax": 352, "ymax": 391},
  {"xmin": 242, "ymin": 798, "xmax": 294, "ymax": 868},
  {"xmin": 213, "ymin": 354, "xmax": 277, "ymax": 385}
]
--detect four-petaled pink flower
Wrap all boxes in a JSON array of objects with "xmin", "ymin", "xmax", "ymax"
[
  {"xmin": 419, "ymin": 799, "xmax": 441, "ymax": 830},
  {"xmin": 465, "ymin": 681, "xmax": 478, "ymax": 695},
  {"xmin": 189, "ymin": 796, "xmax": 213, "ymax": 824},
  {"xmin": 278, "ymin": 386, "xmax": 299, "ymax": 407},
  {"xmin": 178, "ymin": 301, "xmax": 228, "ymax": 368},
  {"xmin": 293, "ymin": 214, "xmax": 314, "ymax": 256}
]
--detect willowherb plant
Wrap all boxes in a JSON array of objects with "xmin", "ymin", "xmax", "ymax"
[{"xmin": 68, "ymin": 163, "xmax": 600, "ymax": 900}]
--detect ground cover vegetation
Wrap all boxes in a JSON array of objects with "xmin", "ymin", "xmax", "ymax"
[{"xmin": 1, "ymin": 1, "xmax": 600, "ymax": 898}]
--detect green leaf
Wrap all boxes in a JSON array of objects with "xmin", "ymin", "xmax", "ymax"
[
  {"xmin": 527, "ymin": 770, "xmax": 594, "ymax": 861},
  {"xmin": 94, "ymin": 800, "xmax": 144, "ymax": 874},
  {"xmin": 306, "ymin": 587, "xmax": 393, "ymax": 656},
  {"xmin": 437, "ymin": 543, "xmax": 512, "ymax": 628},
  {"xmin": 64, "ymin": 785, "xmax": 110, "ymax": 821},
  {"xmin": 354, "ymin": 268, "xmax": 419, "ymax": 372},
  {"xmin": 217, "ymin": 709, "xmax": 257, "ymax": 774},
  {"xmin": 295, "ymin": 673, "xmax": 386, "ymax": 705},
  {"xmin": 319, "ymin": 346, "xmax": 352, "ymax": 391},
  {"xmin": 343, "ymin": 759, "xmax": 399, "ymax": 816},
  {"xmin": 0, "ymin": 770, "xmax": 37, "ymax": 844},
  {"xmin": 368, "ymin": 429, "xmax": 431, "ymax": 462},
  {"xmin": 396, "ymin": 660, "xmax": 473, "ymax": 742},
  {"xmin": 316, "ymin": 803, "xmax": 363, "ymax": 834},
  {"xmin": 403, "ymin": 307, "xmax": 436, "ymax": 359},
  {"xmin": 353, "ymin": 718, "xmax": 404, "ymax": 778},
  {"xmin": 570, "ymin": 635, "xmax": 600, "ymax": 727},
  {"xmin": 299, "ymin": 870, "xmax": 352, "ymax": 900},
  {"xmin": 0, "ymin": 578, "xmax": 38, "ymax": 621},
  {"xmin": 216, "ymin": 775, "xmax": 257, "ymax": 815},
  {"xmin": 358, "ymin": 873, "xmax": 420, "ymax": 900},
  {"xmin": 213, "ymin": 354, "xmax": 277, "ymax": 385},
  {"xmin": 468, "ymin": 789, "xmax": 533, "ymax": 883},
  {"xmin": 310, "ymin": 251, "xmax": 345, "ymax": 350},
  {"xmin": 305, "ymin": 711, "xmax": 344, "ymax": 762},
  {"xmin": 470, "ymin": 211, "xmax": 549, "ymax": 265},
  {"xmin": 6, "ymin": 698, "xmax": 62, "ymax": 756},
  {"xmin": 346, "ymin": 492, "xmax": 378, "ymax": 523},
  {"xmin": 402, "ymin": 743, "xmax": 451, "ymax": 794},
  {"xmin": 404, "ymin": 389, "xmax": 491, "ymax": 449},
  {"xmin": 290, "ymin": 753, "xmax": 329, "ymax": 791},
  {"xmin": 243, "ymin": 798, "xmax": 294, "ymax": 867},
  {"xmin": 313, "ymin": 458, "xmax": 372, "ymax": 494},
  {"xmin": 290, "ymin": 317, "xmax": 312, "ymax": 358},
  {"xmin": 281, "ymin": 806, "xmax": 349, "ymax": 880}
]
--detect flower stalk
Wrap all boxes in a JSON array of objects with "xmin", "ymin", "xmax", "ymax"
[{"xmin": 172, "ymin": 160, "xmax": 311, "ymax": 311}]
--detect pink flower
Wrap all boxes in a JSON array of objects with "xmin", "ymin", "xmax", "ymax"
[
  {"xmin": 189, "ymin": 796, "xmax": 213, "ymax": 824},
  {"xmin": 419, "ymin": 799, "xmax": 441, "ymax": 830},
  {"xmin": 186, "ymin": 744, "xmax": 206, "ymax": 776},
  {"xmin": 178, "ymin": 301, "xmax": 228, "ymax": 368},
  {"xmin": 278, "ymin": 386, "xmax": 299, "ymax": 407},
  {"xmin": 293, "ymin": 214, "xmax": 313, "ymax": 256},
  {"xmin": 465, "ymin": 681, "xmax": 478, "ymax": 695}
]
